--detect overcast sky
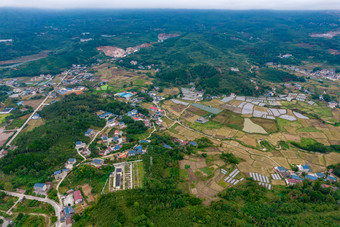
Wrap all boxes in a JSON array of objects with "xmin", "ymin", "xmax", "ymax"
[{"xmin": 1, "ymin": 0, "xmax": 340, "ymax": 10}]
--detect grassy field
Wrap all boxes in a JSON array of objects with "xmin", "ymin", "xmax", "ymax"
[
  {"xmin": 276, "ymin": 118, "xmax": 293, "ymax": 132},
  {"xmin": 200, "ymin": 167, "xmax": 215, "ymax": 177},
  {"xmin": 296, "ymin": 127, "xmax": 322, "ymax": 133},
  {"xmin": 0, "ymin": 194, "xmax": 17, "ymax": 211},
  {"xmin": 22, "ymin": 119, "xmax": 45, "ymax": 133},
  {"xmin": 13, "ymin": 199, "xmax": 55, "ymax": 215},
  {"xmin": 100, "ymin": 84, "xmax": 111, "ymax": 91},
  {"xmin": 189, "ymin": 120, "xmax": 222, "ymax": 131},
  {"xmin": 59, "ymin": 165, "xmax": 110, "ymax": 195},
  {"xmin": 180, "ymin": 169, "xmax": 190, "ymax": 181},
  {"xmin": 217, "ymin": 178, "xmax": 228, "ymax": 188},
  {"xmin": 136, "ymin": 161, "xmax": 144, "ymax": 188},
  {"xmin": 251, "ymin": 118, "xmax": 278, "ymax": 134},
  {"xmin": 281, "ymin": 101, "xmax": 333, "ymax": 121},
  {"xmin": 298, "ymin": 137, "xmax": 319, "ymax": 147},
  {"xmin": 0, "ymin": 114, "xmax": 10, "ymax": 124},
  {"xmin": 13, "ymin": 214, "xmax": 46, "ymax": 227},
  {"xmin": 169, "ymin": 123, "xmax": 179, "ymax": 134},
  {"xmin": 187, "ymin": 106, "xmax": 210, "ymax": 116}
]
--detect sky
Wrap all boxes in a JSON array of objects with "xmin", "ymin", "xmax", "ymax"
[{"xmin": 1, "ymin": 0, "xmax": 340, "ymax": 10}]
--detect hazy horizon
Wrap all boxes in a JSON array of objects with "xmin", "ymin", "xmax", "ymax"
[{"xmin": 1, "ymin": 0, "xmax": 340, "ymax": 10}]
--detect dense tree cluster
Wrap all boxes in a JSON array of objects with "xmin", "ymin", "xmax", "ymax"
[
  {"xmin": 156, "ymin": 64, "xmax": 260, "ymax": 96},
  {"xmin": 259, "ymin": 68, "xmax": 306, "ymax": 83},
  {"xmin": 290, "ymin": 139, "xmax": 340, "ymax": 154}
]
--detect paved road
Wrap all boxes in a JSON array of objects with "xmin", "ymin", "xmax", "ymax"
[
  {"xmin": 0, "ymin": 216, "xmax": 11, "ymax": 227},
  {"xmin": 56, "ymin": 173, "xmax": 69, "ymax": 210},
  {"xmin": 1, "ymin": 190, "xmax": 61, "ymax": 227},
  {"xmin": 6, "ymin": 197, "xmax": 22, "ymax": 214},
  {"xmin": 6, "ymin": 73, "xmax": 69, "ymax": 146}
]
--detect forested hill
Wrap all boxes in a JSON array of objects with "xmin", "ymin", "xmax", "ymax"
[{"xmin": 1, "ymin": 9, "xmax": 339, "ymax": 79}]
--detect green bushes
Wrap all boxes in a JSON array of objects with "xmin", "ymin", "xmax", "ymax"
[{"xmin": 259, "ymin": 68, "xmax": 306, "ymax": 83}]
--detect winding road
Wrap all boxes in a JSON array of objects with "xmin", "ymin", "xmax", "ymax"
[{"xmin": 1, "ymin": 190, "xmax": 61, "ymax": 227}]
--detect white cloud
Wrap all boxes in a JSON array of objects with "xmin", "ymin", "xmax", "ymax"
[{"xmin": 1, "ymin": 0, "xmax": 340, "ymax": 10}]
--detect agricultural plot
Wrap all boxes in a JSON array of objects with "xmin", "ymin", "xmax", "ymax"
[
  {"xmin": 192, "ymin": 103, "xmax": 222, "ymax": 114},
  {"xmin": 249, "ymin": 172, "xmax": 271, "ymax": 190},
  {"xmin": 187, "ymin": 105, "xmax": 209, "ymax": 116},
  {"xmin": 221, "ymin": 95, "xmax": 310, "ymax": 121},
  {"xmin": 0, "ymin": 114, "xmax": 10, "ymax": 124},
  {"xmin": 243, "ymin": 118, "xmax": 267, "ymax": 134},
  {"xmin": 179, "ymin": 154, "xmax": 242, "ymax": 205},
  {"xmin": 251, "ymin": 118, "xmax": 278, "ymax": 133},
  {"xmin": 281, "ymin": 101, "xmax": 333, "ymax": 122},
  {"xmin": 24, "ymin": 99, "xmax": 44, "ymax": 109},
  {"xmin": 96, "ymin": 65, "xmax": 149, "ymax": 89},
  {"xmin": 212, "ymin": 110, "xmax": 244, "ymax": 130},
  {"xmin": 222, "ymin": 168, "xmax": 244, "ymax": 186},
  {"xmin": 159, "ymin": 87, "xmax": 180, "ymax": 97}
]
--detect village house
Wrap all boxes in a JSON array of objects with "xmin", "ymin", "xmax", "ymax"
[
  {"xmin": 140, "ymin": 140, "xmax": 149, "ymax": 144},
  {"xmin": 32, "ymin": 113, "xmax": 41, "ymax": 120},
  {"xmin": 65, "ymin": 217, "xmax": 73, "ymax": 227},
  {"xmin": 54, "ymin": 170, "xmax": 63, "ymax": 180},
  {"xmin": 54, "ymin": 168, "xmax": 68, "ymax": 180},
  {"xmin": 108, "ymin": 119, "xmax": 118, "ymax": 127},
  {"xmin": 34, "ymin": 183, "xmax": 47, "ymax": 195},
  {"xmin": 195, "ymin": 117, "xmax": 209, "ymax": 124},
  {"xmin": 68, "ymin": 158, "xmax": 76, "ymax": 165},
  {"xmin": 328, "ymin": 101, "xmax": 337, "ymax": 109},
  {"xmin": 0, "ymin": 107, "xmax": 15, "ymax": 114},
  {"xmin": 85, "ymin": 129, "xmax": 94, "ymax": 137},
  {"xmin": 113, "ymin": 145, "xmax": 122, "ymax": 151},
  {"xmin": 163, "ymin": 144, "xmax": 172, "ymax": 149},
  {"xmin": 92, "ymin": 159, "xmax": 104, "ymax": 167},
  {"xmin": 128, "ymin": 150, "xmax": 136, "ymax": 156},
  {"xmin": 61, "ymin": 206, "xmax": 75, "ymax": 221},
  {"xmin": 189, "ymin": 141, "xmax": 198, "ymax": 147},
  {"xmin": 75, "ymin": 141, "xmax": 86, "ymax": 149},
  {"xmin": 297, "ymin": 164, "xmax": 311, "ymax": 172},
  {"xmin": 73, "ymin": 190, "xmax": 83, "ymax": 204},
  {"xmin": 327, "ymin": 175, "xmax": 337, "ymax": 182},
  {"xmin": 305, "ymin": 174, "xmax": 318, "ymax": 181},
  {"xmin": 118, "ymin": 122, "xmax": 126, "ymax": 129}
]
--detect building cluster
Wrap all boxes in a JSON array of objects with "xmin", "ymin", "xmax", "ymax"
[
  {"xmin": 62, "ymin": 65, "xmax": 94, "ymax": 85},
  {"xmin": 60, "ymin": 189, "xmax": 83, "ymax": 225},
  {"xmin": 181, "ymin": 87, "xmax": 204, "ymax": 101},
  {"xmin": 270, "ymin": 63, "xmax": 340, "ymax": 81},
  {"xmin": 1, "ymin": 76, "xmax": 53, "ymax": 99},
  {"xmin": 98, "ymin": 129, "xmax": 125, "ymax": 156},
  {"xmin": 57, "ymin": 86, "xmax": 86, "ymax": 95},
  {"xmin": 274, "ymin": 164, "xmax": 338, "ymax": 186},
  {"xmin": 75, "ymin": 141, "xmax": 90, "ymax": 156},
  {"xmin": 33, "ymin": 158, "xmax": 77, "ymax": 195}
]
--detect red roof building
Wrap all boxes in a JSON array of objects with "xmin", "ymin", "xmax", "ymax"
[
  {"xmin": 73, "ymin": 190, "xmax": 83, "ymax": 204},
  {"xmin": 150, "ymin": 106, "xmax": 158, "ymax": 111}
]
